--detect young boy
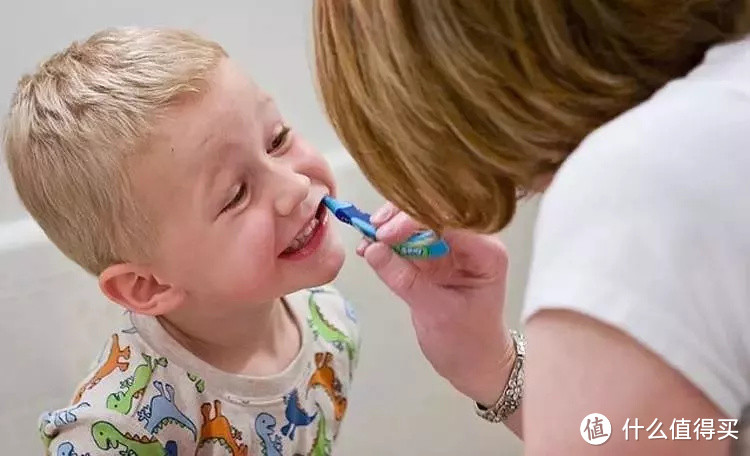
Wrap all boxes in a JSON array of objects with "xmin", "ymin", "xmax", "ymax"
[{"xmin": 4, "ymin": 27, "xmax": 360, "ymax": 456}]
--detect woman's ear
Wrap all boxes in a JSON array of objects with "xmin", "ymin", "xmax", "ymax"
[{"xmin": 99, "ymin": 264, "xmax": 185, "ymax": 316}]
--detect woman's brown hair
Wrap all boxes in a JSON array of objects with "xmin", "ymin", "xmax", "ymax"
[{"xmin": 314, "ymin": 0, "xmax": 750, "ymax": 232}]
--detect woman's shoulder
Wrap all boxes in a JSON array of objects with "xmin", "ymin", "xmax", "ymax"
[
  {"xmin": 525, "ymin": 43, "xmax": 750, "ymax": 417},
  {"xmin": 534, "ymin": 60, "xmax": 750, "ymax": 278},
  {"xmin": 543, "ymin": 60, "xmax": 750, "ymax": 228},
  {"xmin": 563, "ymin": 36, "xmax": 750, "ymax": 191}
]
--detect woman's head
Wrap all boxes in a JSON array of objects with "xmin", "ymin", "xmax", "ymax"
[{"xmin": 314, "ymin": 0, "xmax": 750, "ymax": 232}]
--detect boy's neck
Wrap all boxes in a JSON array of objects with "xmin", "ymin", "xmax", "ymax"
[{"xmin": 158, "ymin": 297, "xmax": 301, "ymax": 377}]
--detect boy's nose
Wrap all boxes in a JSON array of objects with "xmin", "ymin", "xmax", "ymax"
[{"xmin": 272, "ymin": 169, "xmax": 311, "ymax": 217}]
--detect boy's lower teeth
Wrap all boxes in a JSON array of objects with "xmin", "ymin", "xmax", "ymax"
[
  {"xmin": 283, "ymin": 218, "xmax": 320, "ymax": 255},
  {"xmin": 284, "ymin": 234, "xmax": 309, "ymax": 254}
]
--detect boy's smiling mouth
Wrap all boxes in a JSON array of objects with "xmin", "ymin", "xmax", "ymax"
[{"xmin": 279, "ymin": 201, "xmax": 328, "ymax": 259}]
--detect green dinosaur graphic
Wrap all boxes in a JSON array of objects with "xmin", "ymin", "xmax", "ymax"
[
  {"xmin": 107, "ymin": 354, "xmax": 167, "ymax": 414},
  {"xmin": 307, "ymin": 291, "xmax": 357, "ymax": 363},
  {"xmin": 309, "ymin": 413, "xmax": 331, "ymax": 456},
  {"xmin": 91, "ymin": 421, "xmax": 164, "ymax": 455},
  {"xmin": 291, "ymin": 411, "xmax": 331, "ymax": 456}
]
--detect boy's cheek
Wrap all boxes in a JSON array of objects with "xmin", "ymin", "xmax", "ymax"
[
  {"xmin": 312, "ymin": 229, "xmax": 346, "ymax": 281},
  {"xmin": 219, "ymin": 267, "xmax": 282, "ymax": 305}
]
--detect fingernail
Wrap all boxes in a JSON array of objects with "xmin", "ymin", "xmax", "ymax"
[
  {"xmin": 356, "ymin": 238, "xmax": 370, "ymax": 256},
  {"xmin": 371, "ymin": 208, "xmax": 389, "ymax": 225}
]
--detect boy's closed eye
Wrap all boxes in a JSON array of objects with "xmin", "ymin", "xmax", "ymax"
[
  {"xmin": 221, "ymin": 182, "xmax": 248, "ymax": 213},
  {"xmin": 268, "ymin": 124, "xmax": 292, "ymax": 154},
  {"xmin": 220, "ymin": 124, "xmax": 293, "ymax": 214}
]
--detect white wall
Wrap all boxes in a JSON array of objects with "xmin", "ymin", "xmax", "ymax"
[{"xmin": 0, "ymin": 2, "xmax": 536, "ymax": 454}]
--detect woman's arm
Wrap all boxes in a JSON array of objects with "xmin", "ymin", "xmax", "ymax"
[
  {"xmin": 524, "ymin": 309, "xmax": 729, "ymax": 455},
  {"xmin": 363, "ymin": 204, "xmax": 733, "ymax": 455},
  {"xmin": 421, "ymin": 304, "xmax": 730, "ymax": 456}
]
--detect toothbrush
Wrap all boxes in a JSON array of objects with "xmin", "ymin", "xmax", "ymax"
[{"xmin": 322, "ymin": 196, "xmax": 449, "ymax": 259}]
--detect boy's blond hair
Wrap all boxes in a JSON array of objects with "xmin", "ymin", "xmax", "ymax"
[
  {"xmin": 314, "ymin": 0, "xmax": 750, "ymax": 232},
  {"xmin": 3, "ymin": 27, "xmax": 227, "ymax": 275}
]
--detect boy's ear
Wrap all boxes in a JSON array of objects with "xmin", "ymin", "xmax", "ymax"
[{"xmin": 99, "ymin": 264, "xmax": 185, "ymax": 316}]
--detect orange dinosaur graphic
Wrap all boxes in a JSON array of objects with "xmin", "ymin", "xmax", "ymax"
[
  {"xmin": 308, "ymin": 352, "xmax": 348, "ymax": 421},
  {"xmin": 73, "ymin": 334, "xmax": 131, "ymax": 403},
  {"xmin": 199, "ymin": 400, "xmax": 249, "ymax": 456}
]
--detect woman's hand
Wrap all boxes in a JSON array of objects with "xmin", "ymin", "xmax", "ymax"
[{"xmin": 358, "ymin": 202, "xmax": 515, "ymax": 406}]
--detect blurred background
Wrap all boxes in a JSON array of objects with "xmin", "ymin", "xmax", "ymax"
[{"xmin": 0, "ymin": 1, "xmax": 536, "ymax": 454}]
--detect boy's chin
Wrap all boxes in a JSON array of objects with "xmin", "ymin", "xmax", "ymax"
[
  {"xmin": 274, "ymin": 232, "xmax": 346, "ymax": 293},
  {"xmin": 295, "ymin": 244, "xmax": 346, "ymax": 290},
  {"xmin": 310, "ymin": 246, "xmax": 346, "ymax": 285}
]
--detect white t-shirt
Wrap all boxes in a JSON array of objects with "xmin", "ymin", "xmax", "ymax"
[
  {"xmin": 39, "ymin": 286, "xmax": 360, "ymax": 456},
  {"xmin": 522, "ymin": 36, "xmax": 750, "ymax": 418}
]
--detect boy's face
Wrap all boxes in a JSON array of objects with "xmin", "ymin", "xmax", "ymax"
[{"xmin": 132, "ymin": 58, "xmax": 344, "ymax": 310}]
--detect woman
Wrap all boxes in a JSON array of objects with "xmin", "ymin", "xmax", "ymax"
[{"xmin": 313, "ymin": 1, "xmax": 750, "ymax": 454}]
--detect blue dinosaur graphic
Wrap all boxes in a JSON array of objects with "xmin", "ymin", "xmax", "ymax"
[
  {"xmin": 280, "ymin": 390, "xmax": 318, "ymax": 440},
  {"xmin": 40, "ymin": 403, "xmax": 91, "ymax": 446},
  {"xmin": 42, "ymin": 402, "xmax": 91, "ymax": 428},
  {"xmin": 56, "ymin": 442, "xmax": 90, "ymax": 456},
  {"xmin": 255, "ymin": 413, "xmax": 283, "ymax": 456},
  {"xmin": 137, "ymin": 380, "xmax": 197, "ymax": 440}
]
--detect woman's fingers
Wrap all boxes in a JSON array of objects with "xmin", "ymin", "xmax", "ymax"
[
  {"xmin": 370, "ymin": 201, "xmax": 399, "ymax": 226},
  {"xmin": 370, "ymin": 201, "xmax": 428, "ymax": 244},
  {"xmin": 376, "ymin": 211, "xmax": 425, "ymax": 244},
  {"xmin": 356, "ymin": 238, "xmax": 371, "ymax": 256},
  {"xmin": 362, "ymin": 241, "xmax": 423, "ymax": 303}
]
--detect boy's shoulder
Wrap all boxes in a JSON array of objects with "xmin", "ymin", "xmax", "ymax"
[
  {"xmin": 287, "ymin": 285, "xmax": 361, "ymax": 369},
  {"xmin": 288, "ymin": 284, "xmax": 358, "ymax": 322},
  {"xmin": 39, "ymin": 400, "xmax": 184, "ymax": 456},
  {"xmin": 68, "ymin": 320, "xmax": 167, "ymax": 407},
  {"xmin": 288, "ymin": 285, "xmax": 360, "ymax": 340},
  {"xmin": 40, "ymin": 321, "xmax": 201, "ymax": 454}
]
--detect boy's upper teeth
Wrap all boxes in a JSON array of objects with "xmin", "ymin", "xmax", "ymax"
[{"xmin": 288, "ymin": 217, "xmax": 319, "ymax": 250}]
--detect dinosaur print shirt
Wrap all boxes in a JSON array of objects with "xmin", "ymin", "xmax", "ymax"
[{"xmin": 39, "ymin": 286, "xmax": 360, "ymax": 456}]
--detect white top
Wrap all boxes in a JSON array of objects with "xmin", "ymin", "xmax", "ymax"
[
  {"xmin": 39, "ymin": 286, "xmax": 360, "ymax": 456},
  {"xmin": 522, "ymin": 35, "xmax": 750, "ymax": 418}
]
